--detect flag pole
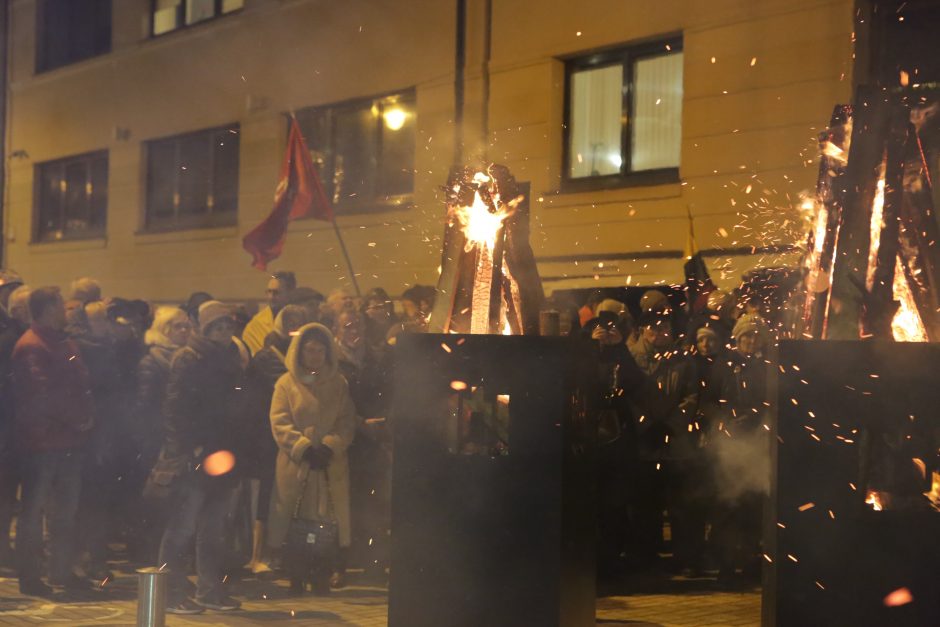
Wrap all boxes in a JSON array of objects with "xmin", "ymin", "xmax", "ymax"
[
  {"xmin": 331, "ymin": 217, "xmax": 361, "ymax": 296},
  {"xmin": 286, "ymin": 111, "xmax": 361, "ymax": 296}
]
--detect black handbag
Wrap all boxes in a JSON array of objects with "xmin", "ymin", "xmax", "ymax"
[{"xmin": 282, "ymin": 465, "xmax": 339, "ymax": 576}]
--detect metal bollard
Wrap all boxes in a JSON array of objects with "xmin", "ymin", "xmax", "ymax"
[{"xmin": 136, "ymin": 567, "xmax": 167, "ymax": 627}]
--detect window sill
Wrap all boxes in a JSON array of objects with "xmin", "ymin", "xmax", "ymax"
[
  {"xmin": 28, "ymin": 236, "xmax": 107, "ymax": 252},
  {"xmin": 135, "ymin": 223, "xmax": 239, "ymax": 244},
  {"xmin": 318, "ymin": 197, "xmax": 415, "ymax": 218},
  {"xmin": 559, "ymin": 168, "xmax": 680, "ymax": 194},
  {"xmin": 35, "ymin": 49, "xmax": 111, "ymax": 76}
]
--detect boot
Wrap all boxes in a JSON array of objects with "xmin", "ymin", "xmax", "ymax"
[
  {"xmin": 330, "ymin": 547, "xmax": 348, "ymax": 589},
  {"xmin": 288, "ymin": 577, "xmax": 305, "ymax": 597},
  {"xmin": 246, "ymin": 521, "xmax": 272, "ymax": 575}
]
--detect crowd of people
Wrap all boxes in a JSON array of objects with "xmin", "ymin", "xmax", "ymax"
[
  {"xmin": 579, "ymin": 287, "xmax": 773, "ymax": 588},
  {"xmin": 0, "ymin": 269, "xmax": 430, "ymax": 614},
  {"xmin": 0, "ymin": 266, "xmax": 772, "ymax": 615}
]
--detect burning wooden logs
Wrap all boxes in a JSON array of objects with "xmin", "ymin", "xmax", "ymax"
[
  {"xmin": 802, "ymin": 90, "xmax": 938, "ymax": 342},
  {"xmin": 429, "ymin": 164, "xmax": 544, "ymax": 335}
]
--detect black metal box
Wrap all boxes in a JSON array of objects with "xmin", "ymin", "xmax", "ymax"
[
  {"xmin": 389, "ymin": 334, "xmax": 596, "ymax": 627},
  {"xmin": 765, "ymin": 340, "xmax": 940, "ymax": 626}
]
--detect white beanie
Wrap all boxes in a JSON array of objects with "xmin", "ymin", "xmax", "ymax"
[
  {"xmin": 198, "ymin": 300, "xmax": 232, "ymax": 334},
  {"xmin": 732, "ymin": 313, "xmax": 765, "ymax": 341},
  {"xmin": 639, "ymin": 290, "xmax": 669, "ymax": 313}
]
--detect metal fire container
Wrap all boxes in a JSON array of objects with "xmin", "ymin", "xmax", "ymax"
[
  {"xmin": 136, "ymin": 567, "xmax": 167, "ymax": 627},
  {"xmin": 766, "ymin": 340, "xmax": 940, "ymax": 626},
  {"xmin": 389, "ymin": 334, "xmax": 596, "ymax": 627},
  {"xmin": 539, "ymin": 310, "xmax": 561, "ymax": 336}
]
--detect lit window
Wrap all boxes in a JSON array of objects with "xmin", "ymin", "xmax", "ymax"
[
  {"xmin": 145, "ymin": 125, "xmax": 239, "ymax": 230},
  {"xmin": 295, "ymin": 91, "xmax": 416, "ymax": 211},
  {"xmin": 152, "ymin": 0, "xmax": 243, "ymax": 36},
  {"xmin": 565, "ymin": 37, "xmax": 683, "ymax": 187},
  {"xmin": 35, "ymin": 152, "xmax": 108, "ymax": 242}
]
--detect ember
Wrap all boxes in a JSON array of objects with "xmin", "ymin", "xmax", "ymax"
[{"xmin": 883, "ymin": 587, "xmax": 914, "ymax": 607}]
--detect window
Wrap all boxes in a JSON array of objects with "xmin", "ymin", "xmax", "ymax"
[
  {"xmin": 152, "ymin": 0, "xmax": 244, "ymax": 36},
  {"xmin": 145, "ymin": 125, "xmax": 239, "ymax": 230},
  {"xmin": 36, "ymin": 0, "xmax": 111, "ymax": 73},
  {"xmin": 564, "ymin": 37, "xmax": 683, "ymax": 188},
  {"xmin": 295, "ymin": 91, "xmax": 416, "ymax": 211},
  {"xmin": 34, "ymin": 151, "xmax": 108, "ymax": 242}
]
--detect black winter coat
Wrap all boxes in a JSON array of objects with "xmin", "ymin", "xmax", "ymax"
[
  {"xmin": 722, "ymin": 350, "xmax": 769, "ymax": 434},
  {"xmin": 0, "ymin": 311, "xmax": 27, "ymax": 460},
  {"xmin": 629, "ymin": 337, "xmax": 700, "ymax": 460},
  {"xmin": 71, "ymin": 330, "xmax": 124, "ymax": 464},
  {"xmin": 136, "ymin": 344, "xmax": 176, "ymax": 461},
  {"xmin": 243, "ymin": 332, "xmax": 289, "ymax": 475},
  {"xmin": 162, "ymin": 335, "xmax": 248, "ymax": 478}
]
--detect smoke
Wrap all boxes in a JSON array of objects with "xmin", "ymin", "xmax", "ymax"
[{"xmin": 708, "ymin": 427, "xmax": 771, "ymax": 502}]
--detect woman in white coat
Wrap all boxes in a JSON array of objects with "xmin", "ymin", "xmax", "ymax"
[{"xmin": 267, "ymin": 323, "xmax": 356, "ymax": 594}]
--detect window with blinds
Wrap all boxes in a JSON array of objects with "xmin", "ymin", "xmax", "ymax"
[{"xmin": 565, "ymin": 37, "xmax": 683, "ymax": 189}]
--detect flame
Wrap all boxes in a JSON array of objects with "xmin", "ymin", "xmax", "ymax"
[
  {"xmin": 453, "ymin": 173, "xmax": 513, "ymax": 253},
  {"xmin": 459, "ymin": 191, "xmax": 509, "ymax": 251},
  {"xmin": 891, "ymin": 256, "xmax": 928, "ymax": 341},
  {"xmin": 865, "ymin": 490, "xmax": 884, "ymax": 511},
  {"xmin": 927, "ymin": 471, "xmax": 940, "ymax": 507},
  {"xmin": 866, "ymin": 162, "xmax": 887, "ymax": 292},
  {"xmin": 803, "ymin": 198, "xmax": 829, "ymax": 292}
]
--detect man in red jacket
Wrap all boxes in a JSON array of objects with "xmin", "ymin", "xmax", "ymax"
[{"xmin": 12, "ymin": 287, "xmax": 94, "ymax": 596}]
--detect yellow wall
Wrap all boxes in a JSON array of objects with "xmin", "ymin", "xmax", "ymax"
[{"xmin": 3, "ymin": 0, "xmax": 855, "ymax": 302}]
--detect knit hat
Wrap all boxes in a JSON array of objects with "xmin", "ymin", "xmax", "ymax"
[
  {"xmin": 732, "ymin": 313, "xmax": 764, "ymax": 341},
  {"xmin": 696, "ymin": 326, "xmax": 718, "ymax": 341},
  {"xmin": 596, "ymin": 298, "xmax": 626, "ymax": 315},
  {"xmin": 639, "ymin": 289, "xmax": 669, "ymax": 313},
  {"xmin": 197, "ymin": 300, "xmax": 233, "ymax": 334},
  {"xmin": 273, "ymin": 304, "xmax": 309, "ymax": 338}
]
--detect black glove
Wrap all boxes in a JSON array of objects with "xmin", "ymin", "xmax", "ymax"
[{"xmin": 303, "ymin": 443, "xmax": 333, "ymax": 470}]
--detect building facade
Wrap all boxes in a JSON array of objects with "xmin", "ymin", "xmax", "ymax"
[{"xmin": 2, "ymin": 0, "xmax": 858, "ymax": 302}]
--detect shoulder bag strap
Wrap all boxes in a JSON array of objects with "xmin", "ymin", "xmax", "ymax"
[
  {"xmin": 292, "ymin": 464, "xmax": 311, "ymax": 520},
  {"xmin": 291, "ymin": 451, "xmax": 336, "ymax": 521}
]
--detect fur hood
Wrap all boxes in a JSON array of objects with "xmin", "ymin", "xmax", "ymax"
[{"xmin": 285, "ymin": 322, "xmax": 339, "ymax": 384}]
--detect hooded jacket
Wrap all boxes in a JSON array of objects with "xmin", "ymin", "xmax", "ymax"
[{"xmin": 267, "ymin": 323, "xmax": 356, "ymax": 549}]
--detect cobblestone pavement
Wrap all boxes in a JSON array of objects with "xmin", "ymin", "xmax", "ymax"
[{"xmin": 0, "ymin": 571, "xmax": 760, "ymax": 626}]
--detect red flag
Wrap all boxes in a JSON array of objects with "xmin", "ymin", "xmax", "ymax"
[{"xmin": 242, "ymin": 117, "xmax": 333, "ymax": 270}]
